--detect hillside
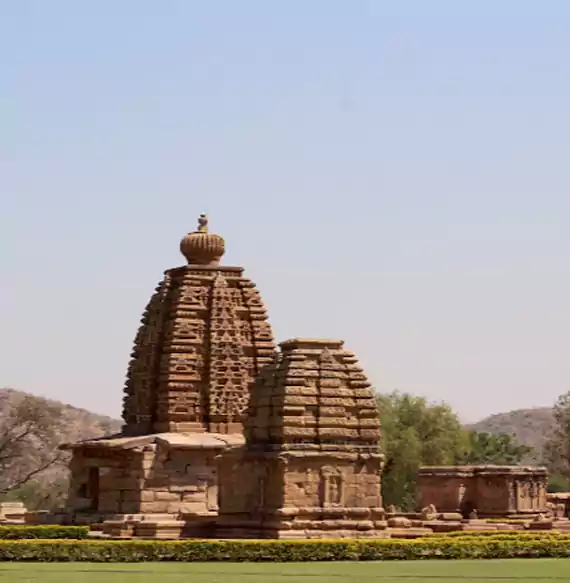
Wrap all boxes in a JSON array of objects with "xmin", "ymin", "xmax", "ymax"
[
  {"xmin": 466, "ymin": 407, "xmax": 554, "ymax": 461},
  {"xmin": 0, "ymin": 388, "xmax": 122, "ymax": 444},
  {"xmin": 0, "ymin": 388, "xmax": 122, "ymax": 506}
]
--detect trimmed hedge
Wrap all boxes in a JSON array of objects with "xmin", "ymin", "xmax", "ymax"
[
  {"xmin": 422, "ymin": 535, "xmax": 570, "ymax": 544},
  {"xmin": 1, "ymin": 538, "xmax": 570, "ymax": 561},
  {"xmin": 0, "ymin": 526, "xmax": 89, "ymax": 540},
  {"xmin": 426, "ymin": 531, "xmax": 570, "ymax": 539}
]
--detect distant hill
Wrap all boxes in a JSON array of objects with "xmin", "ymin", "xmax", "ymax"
[
  {"xmin": 466, "ymin": 407, "xmax": 555, "ymax": 462},
  {"xmin": 0, "ymin": 388, "xmax": 122, "ymax": 444},
  {"xmin": 0, "ymin": 388, "xmax": 122, "ymax": 500}
]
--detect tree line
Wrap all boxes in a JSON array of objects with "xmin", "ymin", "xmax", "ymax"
[{"xmin": 379, "ymin": 390, "xmax": 570, "ymax": 510}]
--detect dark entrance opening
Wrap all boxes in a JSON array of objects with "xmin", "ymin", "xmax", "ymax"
[{"xmin": 86, "ymin": 467, "xmax": 100, "ymax": 512}]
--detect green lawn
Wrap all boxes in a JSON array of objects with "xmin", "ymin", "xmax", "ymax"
[{"xmin": 0, "ymin": 559, "xmax": 569, "ymax": 582}]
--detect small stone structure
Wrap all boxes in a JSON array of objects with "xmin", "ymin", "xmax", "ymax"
[
  {"xmin": 417, "ymin": 465, "xmax": 548, "ymax": 518},
  {"xmin": 217, "ymin": 338, "xmax": 385, "ymax": 539}
]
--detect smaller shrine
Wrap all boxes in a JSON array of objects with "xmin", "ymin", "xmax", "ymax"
[
  {"xmin": 217, "ymin": 338, "xmax": 385, "ymax": 539},
  {"xmin": 417, "ymin": 465, "xmax": 548, "ymax": 518}
]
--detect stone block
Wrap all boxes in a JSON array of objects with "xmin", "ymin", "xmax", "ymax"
[
  {"xmin": 155, "ymin": 492, "xmax": 181, "ymax": 502},
  {"xmin": 387, "ymin": 517, "xmax": 412, "ymax": 528},
  {"xmin": 140, "ymin": 491, "xmax": 156, "ymax": 502},
  {"xmin": 139, "ymin": 501, "xmax": 171, "ymax": 514},
  {"xmin": 439, "ymin": 512, "xmax": 463, "ymax": 521},
  {"xmin": 179, "ymin": 502, "xmax": 208, "ymax": 515}
]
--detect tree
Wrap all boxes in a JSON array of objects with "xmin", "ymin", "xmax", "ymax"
[
  {"xmin": 457, "ymin": 431, "xmax": 532, "ymax": 465},
  {"xmin": 0, "ymin": 395, "xmax": 66, "ymax": 495},
  {"xmin": 377, "ymin": 391, "xmax": 466, "ymax": 510},
  {"xmin": 547, "ymin": 474, "xmax": 569, "ymax": 493},
  {"xmin": 5, "ymin": 476, "xmax": 69, "ymax": 510},
  {"xmin": 543, "ymin": 391, "xmax": 570, "ymax": 482}
]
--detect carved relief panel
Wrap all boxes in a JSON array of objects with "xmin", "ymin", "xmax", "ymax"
[{"xmin": 319, "ymin": 466, "xmax": 345, "ymax": 508}]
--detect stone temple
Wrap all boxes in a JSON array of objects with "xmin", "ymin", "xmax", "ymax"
[
  {"xmin": 63, "ymin": 215, "xmax": 385, "ymax": 538},
  {"xmin": 217, "ymin": 338, "xmax": 385, "ymax": 538}
]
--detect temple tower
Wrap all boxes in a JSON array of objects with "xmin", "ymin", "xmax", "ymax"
[
  {"xmin": 122, "ymin": 214, "xmax": 275, "ymax": 435},
  {"xmin": 63, "ymin": 216, "xmax": 276, "ymax": 526},
  {"xmin": 217, "ymin": 338, "xmax": 386, "ymax": 539}
]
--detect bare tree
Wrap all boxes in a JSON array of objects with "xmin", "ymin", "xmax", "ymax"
[{"xmin": 0, "ymin": 396, "xmax": 65, "ymax": 494}]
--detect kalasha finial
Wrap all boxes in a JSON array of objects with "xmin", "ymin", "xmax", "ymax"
[{"xmin": 180, "ymin": 214, "xmax": 225, "ymax": 266}]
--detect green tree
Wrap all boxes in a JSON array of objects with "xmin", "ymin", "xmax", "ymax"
[
  {"xmin": 547, "ymin": 474, "xmax": 569, "ymax": 493},
  {"xmin": 377, "ymin": 391, "xmax": 465, "ymax": 510},
  {"xmin": 543, "ymin": 391, "xmax": 570, "ymax": 481},
  {"xmin": 458, "ymin": 431, "xmax": 532, "ymax": 465}
]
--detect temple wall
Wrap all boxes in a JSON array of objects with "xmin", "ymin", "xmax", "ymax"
[
  {"xmin": 417, "ymin": 474, "xmax": 472, "ymax": 513},
  {"xmin": 474, "ymin": 475, "xmax": 511, "ymax": 515},
  {"xmin": 280, "ymin": 455, "xmax": 382, "ymax": 510},
  {"xmin": 67, "ymin": 448, "xmax": 143, "ymax": 515},
  {"xmin": 514, "ymin": 475, "xmax": 548, "ymax": 512},
  {"xmin": 217, "ymin": 450, "xmax": 267, "ymax": 517},
  {"xmin": 417, "ymin": 466, "xmax": 548, "ymax": 517},
  {"xmin": 68, "ymin": 444, "xmax": 219, "ymax": 518},
  {"xmin": 217, "ymin": 449, "xmax": 384, "ymax": 538}
]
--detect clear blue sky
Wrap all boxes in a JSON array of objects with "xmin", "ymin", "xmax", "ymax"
[{"xmin": 2, "ymin": 0, "xmax": 570, "ymax": 422}]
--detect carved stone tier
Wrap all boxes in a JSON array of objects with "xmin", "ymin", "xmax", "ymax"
[
  {"xmin": 217, "ymin": 338, "xmax": 386, "ymax": 539},
  {"xmin": 246, "ymin": 337, "xmax": 381, "ymax": 446},
  {"xmin": 417, "ymin": 465, "xmax": 548, "ymax": 518},
  {"xmin": 122, "ymin": 229, "xmax": 275, "ymax": 436}
]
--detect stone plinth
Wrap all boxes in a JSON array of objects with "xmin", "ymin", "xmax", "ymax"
[
  {"xmin": 217, "ymin": 338, "xmax": 386, "ymax": 539},
  {"xmin": 0, "ymin": 502, "xmax": 26, "ymax": 523},
  {"xmin": 417, "ymin": 465, "xmax": 548, "ymax": 518}
]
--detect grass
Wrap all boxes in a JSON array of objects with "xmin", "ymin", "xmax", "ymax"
[{"xmin": 1, "ymin": 559, "xmax": 570, "ymax": 582}]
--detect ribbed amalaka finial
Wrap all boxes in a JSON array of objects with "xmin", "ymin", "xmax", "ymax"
[{"xmin": 180, "ymin": 213, "xmax": 225, "ymax": 265}]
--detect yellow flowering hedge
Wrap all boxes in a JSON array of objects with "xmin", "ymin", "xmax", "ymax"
[
  {"xmin": 0, "ymin": 526, "xmax": 89, "ymax": 539},
  {"xmin": 0, "ymin": 537, "xmax": 569, "ymax": 561}
]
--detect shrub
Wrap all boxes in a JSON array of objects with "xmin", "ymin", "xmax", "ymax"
[
  {"xmin": 0, "ymin": 526, "xmax": 88, "ymax": 540},
  {"xmin": 426, "ymin": 531, "xmax": 568, "ymax": 539},
  {"xmin": 0, "ymin": 537, "xmax": 569, "ymax": 561}
]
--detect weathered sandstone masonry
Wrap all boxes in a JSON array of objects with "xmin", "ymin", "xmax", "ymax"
[
  {"xmin": 417, "ymin": 465, "xmax": 548, "ymax": 518},
  {"xmin": 63, "ymin": 215, "xmax": 274, "ymax": 530},
  {"xmin": 217, "ymin": 338, "xmax": 386, "ymax": 539}
]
